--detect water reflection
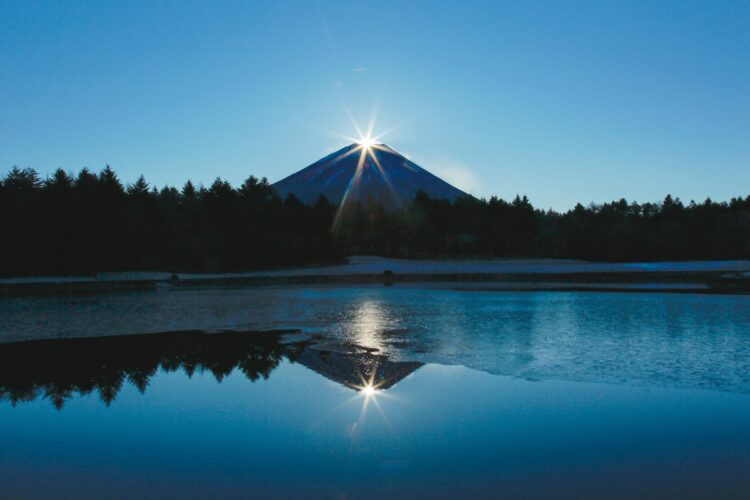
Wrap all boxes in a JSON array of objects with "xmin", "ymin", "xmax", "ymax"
[
  {"xmin": 296, "ymin": 347, "xmax": 421, "ymax": 392},
  {"xmin": 0, "ymin": 329, "xmax": 422, "ymax": 409},
  {"xmin": 343, "ymin": 300, "xmax": 397, "ymax": 353},
  {"xmin": 2, "ymin": 291, "xmax": 750, "ymax": 497},
  {"xmin": 3, "ymin": 288, "xmax": 750, "ymax": 393}
]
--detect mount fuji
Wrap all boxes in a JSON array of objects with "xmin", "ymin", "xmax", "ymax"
[{"xmin": 272, "ymin": 143, "xmax": 469, "ymax": 209}]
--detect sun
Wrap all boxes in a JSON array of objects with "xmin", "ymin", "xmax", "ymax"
[
  {"xmin": 360, "ymin": 383, "xmax": 378, "ymax": 397},
  {"xmin": 357, "ymin": 135, "xmax": 376, "ymax": 150}
]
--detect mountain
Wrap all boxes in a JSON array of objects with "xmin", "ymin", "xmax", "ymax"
[
  {"xmin": 272, "ymin": 143, "xmax": 469, "ymax": 209},
  {"xmin": 296, "ymin": 347, "xmax": 423, "ymax": 392}
]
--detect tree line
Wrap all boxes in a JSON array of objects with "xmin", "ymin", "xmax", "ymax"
[
  {"xmin": 1, "ymin": 166, "xmax": 339, "ymax": 276},
  {"xmin": 1, "ymin": 166, "xmax": 748, "ymax": 276}
]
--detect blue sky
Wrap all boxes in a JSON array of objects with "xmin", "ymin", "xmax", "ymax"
[{"xmin": 1, "ymin": 0, "xmax": 748, "ymax": 210}]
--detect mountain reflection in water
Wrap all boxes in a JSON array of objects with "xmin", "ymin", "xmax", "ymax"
[
  {"xmin": 2, "ymin": 290, "xmax": 750, "ymax": 498},
  {"xmin": 0, "ymin": 330, "xmax": 423, "ymax": 409}
]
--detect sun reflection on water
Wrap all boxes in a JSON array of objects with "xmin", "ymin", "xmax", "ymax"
[
  {"xmin": 360, "ymin": 383, "xmax": 378, "ymax": 397},
  {"xmin": 309, "ymin": 300, "xmax": 416, "ymax": 438},
  {"xmin": 347, "ymin": 364, "xmax": 395, "ymax": 437},
  {"xmin": 345, "ymin": 301, "xmax": 388, "ymax": 353}
]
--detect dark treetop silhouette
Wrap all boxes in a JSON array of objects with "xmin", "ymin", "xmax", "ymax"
[{"xmin": 1, "ymin": 164, "xmax": 748, "ymax": 277}]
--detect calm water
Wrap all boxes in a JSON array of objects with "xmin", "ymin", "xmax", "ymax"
[{"xmin": 1, "ymin": 285, "xmax": 750, "ymax": 498}]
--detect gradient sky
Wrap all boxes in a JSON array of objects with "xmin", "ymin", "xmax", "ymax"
[{"xmin": 1, "ymin": 0, "xmax": 748, "ymax": 210}]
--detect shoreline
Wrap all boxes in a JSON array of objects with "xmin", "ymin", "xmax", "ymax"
[{"xmin": 1, "ymin": 257, "xmax": 749, "ymax": 296}]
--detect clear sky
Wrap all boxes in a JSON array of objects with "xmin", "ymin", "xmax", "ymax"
[{"xmin": 1, "ymin": 0, "xmax": 748, "ymax": 210}]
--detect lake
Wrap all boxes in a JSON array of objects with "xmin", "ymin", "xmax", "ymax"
[{"xmin": 1, "ymin": 285, "xmax": 750, "ymax": 497}]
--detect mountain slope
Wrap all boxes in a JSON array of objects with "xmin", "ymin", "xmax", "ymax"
[{"xmin": 272, "ymin": 143, "xmax": 469, "ymax": 208}]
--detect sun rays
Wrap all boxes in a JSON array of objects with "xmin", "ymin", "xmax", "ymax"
[
  {"xmin": 331, "ymin": 113, "xmax": 400, "ymax": 231},
  {"xmin": 356, "ymin": 134, "xmax": 376, "ymax": 150},
  {"xmin": 347, "ymin": 361, "xmax": 395, "ymax": 436},
  {"xmin": 308, "ymin": 357, "xmax": 400, "ymax": 440}
]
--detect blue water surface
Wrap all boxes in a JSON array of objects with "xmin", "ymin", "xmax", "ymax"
[{"xmin": 1, "ymin": 286, "xmax": 749, "ymax": 498}]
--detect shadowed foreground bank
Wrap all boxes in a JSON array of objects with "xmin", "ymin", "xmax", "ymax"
[{"xmin": 2, "ymin": 166, "xmax": 749, "ymax": 277}]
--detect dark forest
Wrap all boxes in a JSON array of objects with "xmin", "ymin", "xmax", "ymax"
[{"xmin": 2, "ymin": 166, "xmax": 748, "ymax": 277}]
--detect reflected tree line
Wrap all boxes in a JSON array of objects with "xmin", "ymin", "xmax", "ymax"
[
  {"xmin": 2, "ymin": 166, "xmax": 748, "ymax": 276},
  {"xmin": 0, "ymin": 330, "xmax": 298, "ymax": 409}
]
